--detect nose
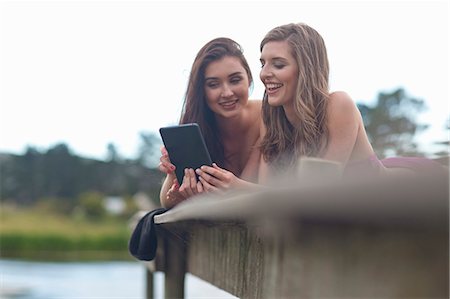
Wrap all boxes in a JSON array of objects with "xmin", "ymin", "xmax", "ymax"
[
  {"xmin": 260, "ymin": 64, "xmax": 271, "ymax": 82},
  {"xmin": 221, "ymin": 84, "xmax": 233, "ymax": 98}
]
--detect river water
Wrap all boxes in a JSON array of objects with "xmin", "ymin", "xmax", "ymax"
[{"xmin": 0, "ymin": 259, "xmax": 236, "ymax": 299}]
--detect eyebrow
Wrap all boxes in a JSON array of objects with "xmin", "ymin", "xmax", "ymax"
[
  {"xmin": 260, "ymin": 56, "xmax": 289, "ymax": 62},
  {"xmin": 228, "ymin": 71, "xmax": 243, "ymax": 77},
  {"xmin": 205, "ymin": 71, "xmax": 243, "ymax": 81}
]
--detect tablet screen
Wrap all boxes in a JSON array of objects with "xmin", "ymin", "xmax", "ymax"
[{"xmin": 159, "ymin": 123, "xmax": 213, "ymax": 184}]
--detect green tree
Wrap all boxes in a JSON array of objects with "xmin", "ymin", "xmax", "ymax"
[
  {"xmin": 42, "ymin": 143, "xmax": 80, "ymax": 200},
  {"xmin": 0, "ymin": 146, "xmax": 43, "ymax": 204},
  {"xmin": 357, "ymin": 88, "xmax": 428, "ymax": 158},
  {"xmin": 106, "ymin": 143, "xmax": 121, "ymax": 162}
]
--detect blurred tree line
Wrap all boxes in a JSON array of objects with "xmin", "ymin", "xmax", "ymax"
[
  {"xmin": 0, "ymin": 138, "xmax": 165, "ymax": 212},
  {"xmin": 0, "ymin": 88, "xmax": 448, "ymax": 211},
  {"xmin": 358, "ymin": 88, "xmax": 448, "ymax": 158}
]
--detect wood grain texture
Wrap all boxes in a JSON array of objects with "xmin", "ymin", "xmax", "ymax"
[{"xmin": 147, "ymin": 162, "xmax": 448, "ymax": 298}]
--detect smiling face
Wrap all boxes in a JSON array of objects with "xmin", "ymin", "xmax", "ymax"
[
  {"xmin": 204, "ymin": 56, "xmax": 250, "ymax": 119},
  {"xmin": 259, "ymin": 40, "xmax": 299, "ymax": 109}
]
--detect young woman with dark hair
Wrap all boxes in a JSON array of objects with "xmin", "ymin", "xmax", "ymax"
[{"xmin": 158, "ymin": 37, "xmax": 262, "ymax": 208}]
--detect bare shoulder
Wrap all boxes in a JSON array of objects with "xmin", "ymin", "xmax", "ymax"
[
  {"xmin": 247, "ymin": 99, "xmax": 263, "ymax": 118},
  {"xmin": 328, "ymin": 91, "xmax": 358, "ymax": 115},
  {"xmin": 245, "ymin": 99, "xmax": 264, "ymax": 138},
  {"xmin": 329, "ymin": 91, "xmax": 355, "ymax": 107},
  {"xmin": 248, "ymin": 99, "xmax": 262, "ymax": 110}
]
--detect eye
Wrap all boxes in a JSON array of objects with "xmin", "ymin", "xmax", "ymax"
[
  {"xmin": 205, "ymin": 81, "xmax": 219, "ymax": 89},
  {"xmin": 260, "ymin": 60, "xmax": 265, "ymax": 68},
  {"xmin": 230, "ymin": 76, "xmax": 243, "ymax": 84},
  {"xmin": 274, "ymin": 63, "xmax": 286, "ymax": 69}
]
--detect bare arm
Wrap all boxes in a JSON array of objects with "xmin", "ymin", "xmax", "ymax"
[{"xmin": 159, "ymin": 173, "xmax": 178, "ymax": 208}]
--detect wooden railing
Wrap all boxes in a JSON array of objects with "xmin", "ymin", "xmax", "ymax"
[{"xmin": 142, "ymin": 161, "xmax": 449, "ymax": 299}]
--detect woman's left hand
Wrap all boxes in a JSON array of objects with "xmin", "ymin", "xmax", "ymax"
[{"xmin": 195, "ymin": 163, "xmax": 241, "ymax": 192}]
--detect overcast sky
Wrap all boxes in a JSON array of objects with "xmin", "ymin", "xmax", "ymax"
[{"xmin": 0, "ymin": 0, "xmax": 448, "ymax": 161}]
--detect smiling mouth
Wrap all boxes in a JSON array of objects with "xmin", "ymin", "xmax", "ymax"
[
  {"xmin": 219, "ymin": 100, "xmax": 238, "ymax": 107},
  {"xmin": 266, "ymin": 83, "xmax": 283, "ymax": 92}
]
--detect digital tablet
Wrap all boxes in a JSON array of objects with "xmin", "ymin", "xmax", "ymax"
[{"xmin": 159, "ymin": 123, "xmax": 213, "ymax": 184}]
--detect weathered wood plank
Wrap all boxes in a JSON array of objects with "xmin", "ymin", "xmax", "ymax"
[
  {"xmin": 151, "ymin": 169, "xmax": 448, "ymax": 298},
  {"xmin": 155, "ymin": 173, "xmax": 448, "ymax": 228},
  {"xmin": 261, "ymin": 222, "xmax": 448, "ymax": 298}
]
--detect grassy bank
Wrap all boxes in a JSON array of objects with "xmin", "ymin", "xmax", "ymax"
[{"xmin": 0, "ymin": 204, "xmax": 134, "ymax": 260}]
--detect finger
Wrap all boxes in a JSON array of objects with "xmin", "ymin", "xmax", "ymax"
[
  {"xmin": 181, "ymin": 169, "xmax": 195, "ymax": 197},
  {"xmin": 173, "ymin": 178, "xmax": 179, "ymax": 188},
  {"xmin": 188, "ymin": 169, "xmax": 197, "ymax": 192},
  {"xmin": 178, "ymin": 171, "xmax": 188, "ymax": 196},
  {"xmin": 212, "ymin": 163, "xmax": 226, "ymax": 173},
  {"xmin": 197, "ymin": 168, "xmax": 222, "ymax": 187},
  {"xmin": 159, "ymin": 162, "xmax": 174, "ymax": 174},
  {"xmin": 166, "ymin": 163, "xmax": 176, "ymax": 172},
  {"xmin": 167, "ymin": 189, "xmax": 185, "ymax": 205},
  {"xmin": 166, "ymin": 188, "xmax": 175, "ymax": 200},
  {"xmin": 200, "ymin": 165, "xmax": 226, "ymax": 180},
  {"xmin": 199, "ymin": 176, "xmax": 219, "ymax": 192},
  {"xmin": 178, "ymin": 186, "xmax": 189, "ymax": 198},
  {"xmin": 197, "ymin": 181, "xmax": 204, "ymax": 193},
  {"xmin": 161, "ymin": 154, "xmax": 173, "ymax": 165},
  {"xmin": 160, "ymin": 147, "xmax": 174, "ymax": 165},
  {"xmin": 161, "ymin": 146, "xmax": 168, "ymax": 155},
  {"xmin": 159, "ymin": 152, "xmax": 175, "ymax": 171},
  {"xmin": 160, "ymin": 155, "xmax": 175, "ymax": 169}
]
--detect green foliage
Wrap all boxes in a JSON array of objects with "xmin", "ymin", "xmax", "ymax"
[
  {"xmin": 0, "ymin": 134, "xmax": 160, "ymax": 259},
  {"xmin": 77, "ymin": 191, "xmax": 106, "ymax": 219},
  {"xmin": 0, "ymin": 142, "xmax": 165, "ymax": 206},
  {"xmin": 0, "ymin": 205, "xmax": 132, "ymax": 260},
  {"xmin": 34, "ymin": 196, "xmax": 75, "ymax": 214},
  {"xmin": 1, "ymin": 233, "xmax": 128, "ymax": 251},
  {"xmin": 357, "ymin": 88, "xmax": 428, "ymax": 158},
  {"xmin": 122, "ymin": 195, "xmax": 139, "ymax": 219}
]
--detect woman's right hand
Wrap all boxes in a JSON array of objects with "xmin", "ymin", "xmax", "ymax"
[
  {"xmin": 166, "ymin": 169, "xmax": 203, "ymax": 207},
  {"xmin": 158, "ymin": 146, "xmax": 176, "ymax": 175}
]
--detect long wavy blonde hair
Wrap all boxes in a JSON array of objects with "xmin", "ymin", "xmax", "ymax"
[{"xmin": 260, "ymin": 23, "xmax": 330, "ymax": 170}]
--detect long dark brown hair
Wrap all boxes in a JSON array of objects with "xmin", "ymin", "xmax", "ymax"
[
  {"xmin": 260, "ymin": 23, "xmax": 330, "ymax": 170},
  {"xmin": 179, "ymin": 37, "xmax": 253, "ymax": 166}
]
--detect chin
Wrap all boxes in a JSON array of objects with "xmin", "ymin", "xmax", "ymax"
[{"xmin": 268, "ymin": 97, "xmax": 283, "ymax": 107}]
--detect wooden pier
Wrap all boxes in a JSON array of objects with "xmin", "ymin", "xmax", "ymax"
[{"xmin": 141, "ymin": 162, "xmax": 448, "ymax": 298}]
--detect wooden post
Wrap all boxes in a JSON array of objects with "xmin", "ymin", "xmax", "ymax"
[
  {"xmin": 163, "ymin": 228, "xmax": 187, "ymax": 299},
  {"xmin": 145, "ymin": 268, "xmax": 154, "ymax": 299}
]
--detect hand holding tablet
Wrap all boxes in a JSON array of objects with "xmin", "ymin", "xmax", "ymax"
[{"xmin": 159, "ymin": 123, "xmax": 213, "ymax": 184}]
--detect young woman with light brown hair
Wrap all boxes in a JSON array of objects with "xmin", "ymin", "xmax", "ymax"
[{"xmin": 257, "ymin": 23, "xmax": 445, "ymax": 180}]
